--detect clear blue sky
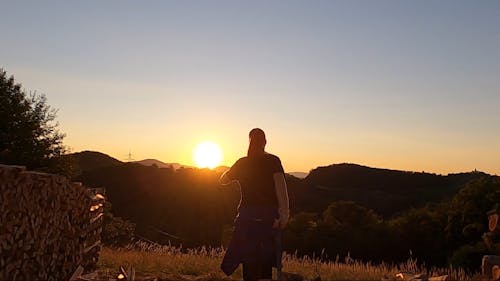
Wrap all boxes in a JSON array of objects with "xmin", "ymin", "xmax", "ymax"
[{"xmin": 1, "ymin": 1, "xmax": 499, "ymax": 174}]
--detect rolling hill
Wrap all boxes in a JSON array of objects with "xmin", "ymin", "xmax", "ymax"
[
  {"xmin": 64, "ymin": 150, "xmax": 123, "ymax": 174},
  {"xmin": 74, "ymin": 152, "xmax": 491, "ymax": 223},
  {"xmin": 134, "ymin": 159, "xmax": 188, "ymax": 170},
  {"xmin": 302, "ymin": 163, "xmax": 487, "ymax": 216}
]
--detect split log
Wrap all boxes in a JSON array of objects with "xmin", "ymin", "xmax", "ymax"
[
  {"xmin": 483, "ymin": 255, "xmax": 500, "ymax": 280},
  {"xmin": 489, "ymin": 209, "xmax": 500, "ymax": 233}
]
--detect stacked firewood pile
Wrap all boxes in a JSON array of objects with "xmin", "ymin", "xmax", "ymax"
[{"xmin": 0, "ymin": 164, "xmax": 105, "ymax": 281}]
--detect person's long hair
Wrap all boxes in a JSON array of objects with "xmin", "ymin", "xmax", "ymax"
[{"xmin": 247, "ymin": 128, "xmax": 266, "ymax": 157}]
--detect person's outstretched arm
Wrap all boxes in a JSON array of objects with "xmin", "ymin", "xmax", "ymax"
[{"xmin": 273, "ymin": 172, "xmax": 289, "ymax": 229}]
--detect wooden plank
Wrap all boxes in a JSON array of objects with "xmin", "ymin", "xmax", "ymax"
[
  {"xmin": 69, "ymin": 265, "xmax": 84, "ymax": 281},
  {"xmin": 90, "ymin": 213, "xmax": 104, "ymax": 224},
  {"xmin": 83, "ymin": 240, "xmax": 101, "ymax": 254}
]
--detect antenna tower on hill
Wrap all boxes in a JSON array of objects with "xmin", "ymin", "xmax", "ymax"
[{"xmin": 125, "ymin": 149, "xmax": 134, "ymax": 162}]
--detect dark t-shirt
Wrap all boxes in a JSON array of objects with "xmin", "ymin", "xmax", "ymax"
[{"xmin": 225, "ymin": 153, "xmax": 284, "ymax": 208}]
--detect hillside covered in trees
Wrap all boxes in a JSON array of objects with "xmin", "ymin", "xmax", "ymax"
[{"xmin": 69, "ymin": 151, "xmax": 499, "ymax": 270}]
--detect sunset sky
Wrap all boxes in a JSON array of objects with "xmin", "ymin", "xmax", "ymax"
[{"xmin": 1, "ymin": 1, "xmax": 499, "ymax": 175}]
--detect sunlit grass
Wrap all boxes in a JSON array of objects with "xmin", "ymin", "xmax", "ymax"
[
  {"xmin": 98, "ymin": 241, "xmax": 472, "ymax": 280},
  {"xmin": 99, "ymin": 242, "xmax": 237, "ymax": 280}
]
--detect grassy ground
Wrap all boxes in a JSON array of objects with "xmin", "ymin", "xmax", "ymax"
[{"xmin": 97, "ymin": 242, "xmax": 471, "ymax": 280}]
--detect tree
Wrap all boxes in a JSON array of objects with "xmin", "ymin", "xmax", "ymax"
[
  {"xmin": 284, "ymin": 212, "xmax": 321, "ymax": 256},
  {"xmin": 320, "ymin": 201, "xmax": 386, "ymax": 260},
  {"xmin": 322, "ymin": 201, "xmax": 380, "ymax": 231},
  {"xmin": 444, "ymin": 177, "xmax": 500, "ymax": 251},
  {"xmin": 0, "ymin": 68, "xmax": 66, "ymax": 172},
  {"xmin": 389, "ymin": 206, "xmax": 448, "ymax": 265}
]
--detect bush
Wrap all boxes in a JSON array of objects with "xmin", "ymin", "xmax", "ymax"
[
  {"xmin": 102, "ymin": 202, "xmax": 136, "ymax": 246},
  {"xmin": 449, "ymin": 242, "xmax": 488, "ymax": 272}
]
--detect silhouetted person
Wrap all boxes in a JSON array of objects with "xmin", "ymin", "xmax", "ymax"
[{"xmin": 220, "ymin": 128, "xmax": 289, "ymax": 281}]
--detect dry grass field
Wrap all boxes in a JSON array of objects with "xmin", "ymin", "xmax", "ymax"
[{"xmin": 97, "ymin": 242, "xmax": 472, "ymax": 281}]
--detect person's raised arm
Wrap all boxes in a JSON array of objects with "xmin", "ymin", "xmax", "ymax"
[
  {"xmin": 273, "ymin": 172, "xmax": 289, "ymax": 229},
  {"xmin": 219, "ymin": 159, "xmax": 240, "ymax": 186},
  {"xmin": 219, "ymin": 170, "xmax": 235, "ymax": 185}
]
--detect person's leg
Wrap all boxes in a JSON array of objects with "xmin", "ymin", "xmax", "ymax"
[
  {"xmin": 243, "ymin": 220, "xmax": 276, "ymax": 281},
  {"xmin": 243, "ymin": 262, "xmax": 260, "ymax": 281},
  {"xmin": 260, "ymin": 261, "xmax": 273, "ymax": 280},
  {"xmin": 243, "ymin": 261, "xmax": 273, "ymax": 281}
]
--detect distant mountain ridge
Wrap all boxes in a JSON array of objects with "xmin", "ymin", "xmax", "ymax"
[
  {"xmin": 67, "ymin": 151, "xmax": 313, "ymax": 178},
  {"xmin": 134, "ymin": 159, "xmax": 189, "ymax": 170},
  {"xmin": 67, "ymin": 151, "xmax": 228, "ymax": 173},
  {"xmin": 68, "ymin": 151, "xmax": 486, "ymax": 189},
  {"xmin": 73, "ymin": 151, "xmax": 496, "ymax": 267},
  {"xmin": 306, "ymin": 163, "xmax": 486, "ymax": 188},
  {"xmin": 302, "ymin": 163, "xmax": 488, "ymax": 216},
  {"xmin": 72, "ymin": 151, "xmax": 491, "ymax": 217},
  {"xmin": 289, "ymin": 172, "xmax": 308, "ymax": 178}
]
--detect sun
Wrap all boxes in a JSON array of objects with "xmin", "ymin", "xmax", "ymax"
[{"xmin": 193, "ymin": 141, "xmax": 222, "ymax": 169}]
